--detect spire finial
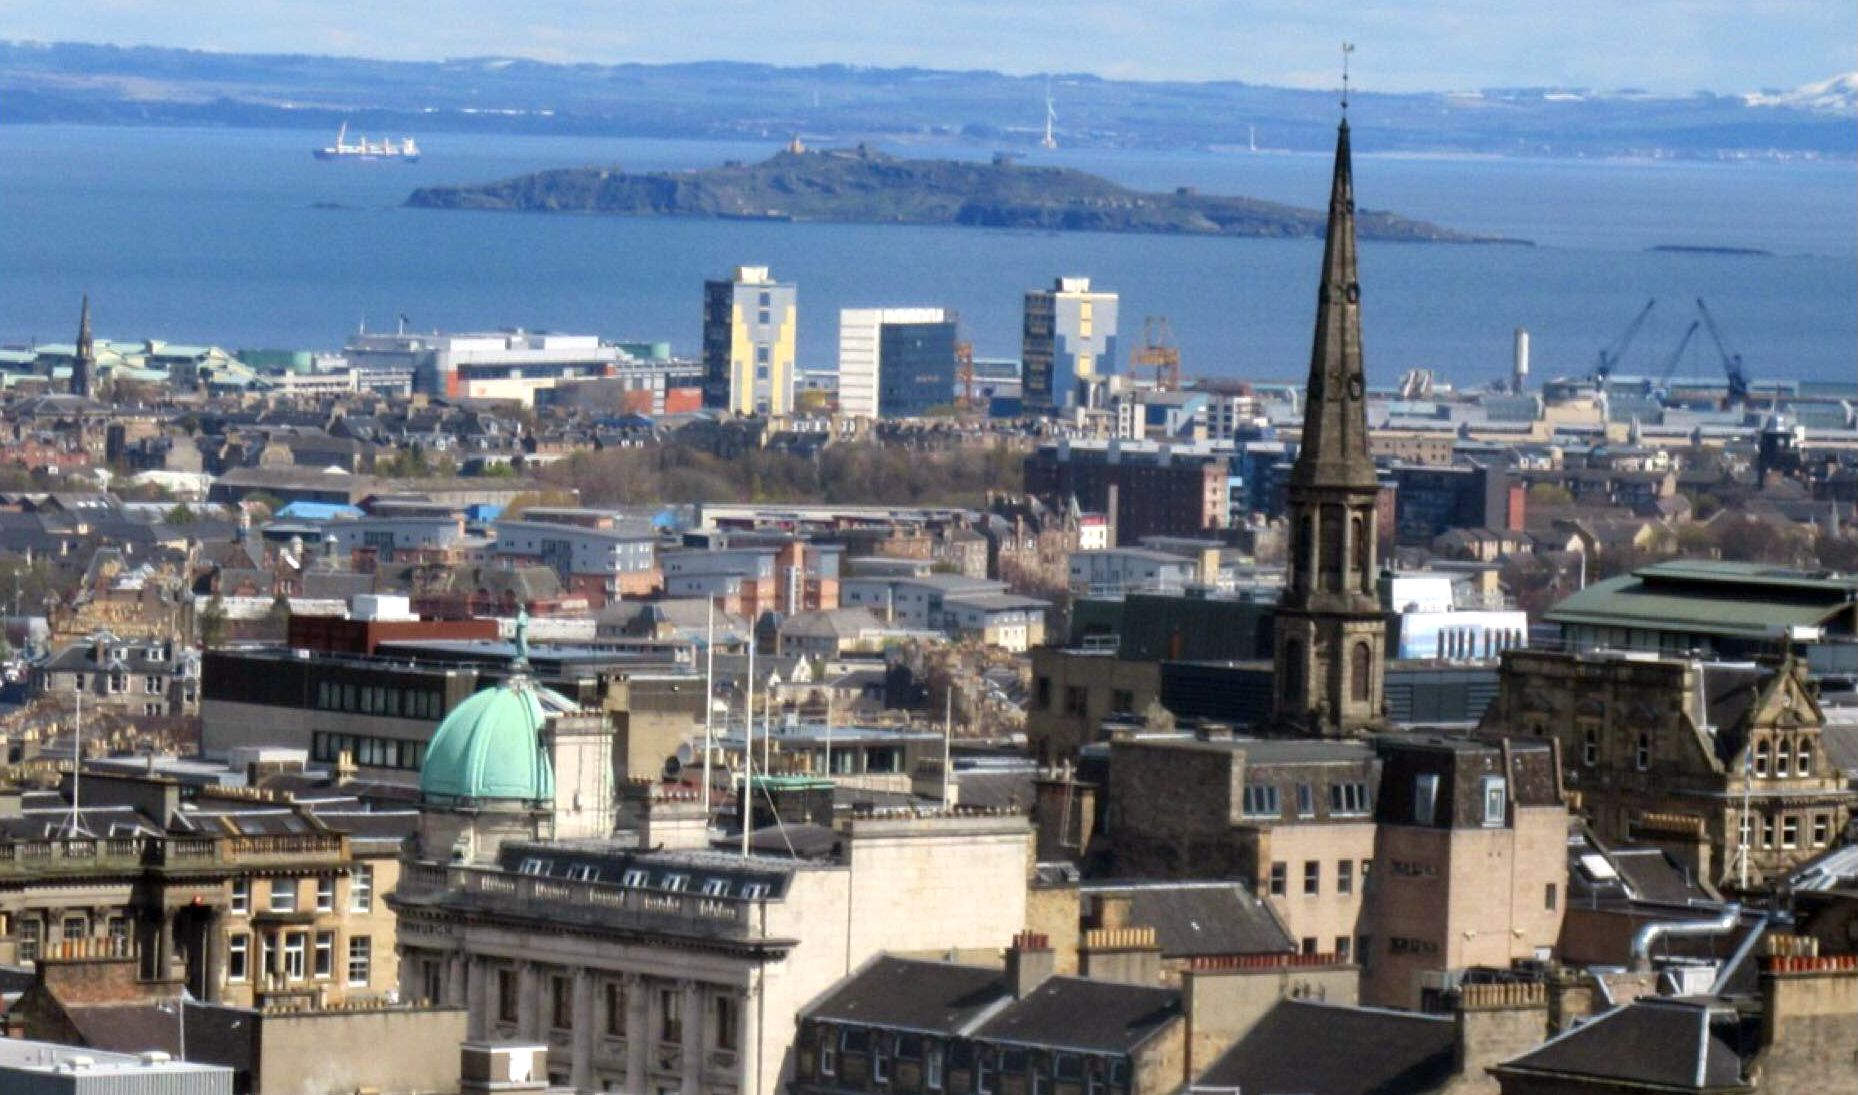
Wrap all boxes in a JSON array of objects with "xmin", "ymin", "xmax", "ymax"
[
  {"xmin": 1341, "ymin": 42, "xmax": 1355, "ymax": 114},
  {"xmin": 512, "ymin": 606, "xmax": 531, "ymax": 673}
]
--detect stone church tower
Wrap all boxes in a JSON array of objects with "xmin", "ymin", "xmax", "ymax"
[{"xmin": 1271, "ymin": 116, "xmax": 1388, "ymax": 738}]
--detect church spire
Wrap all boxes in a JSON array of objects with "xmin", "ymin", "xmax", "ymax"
[
  {"xmin": 1270, "ymin": 103, "xmax": 1387, "ymax": 740},
  {"xmin": 72, "ymin": 295, "xmax": 94, "ymax": 399},
  {"xmin": 1290, "ymin": 115, "xmax": 1377, "ymax": 490}
]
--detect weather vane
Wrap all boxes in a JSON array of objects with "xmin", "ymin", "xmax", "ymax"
[{"xmin": 1342, "ymin": 42, "xmax": 1356, "ymax": 112}]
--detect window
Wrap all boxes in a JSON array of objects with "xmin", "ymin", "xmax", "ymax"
[
  {"xmin": 1242, "ymin": 785, "xmax": 1281, "ymax": 818},
  {"xmin": 62, "ymin": 915, "xmax": 87, "ymax": 941},
  {"xmin": 976, "ymin": 1050, "xmax": 995, "ymax": 1095},
  {"xmin": 1300, "ymin": 937, "xmax": 1318, "ymax": 955},
  {"xmin": 622, "ymin": 869, "xmax": 649, "ymax": 888},
  {"xmin": 1762, "ymin": 816, "xmax": 1777, "ymax": 848},
  {"xmin": 18, "ymin": 918, "xmax": 41, "ymax": 963},
  {"xmin": 347, "ymin": 936, "xmax": 372, "ymax": 986},
  {"xmin": 1063, "ymin": 686, "xmax": 1087, "ymax": 716},
  {"xmin": 228, "ymin": 934, "xmax": 249, "ymax": 982},
  {"xmin": 350, "ymin": 865, "xmax": 373, "ymax": 912},
  {"xmin": 1782, "ymin": 815, "xmax": 1800, "ymax": 849},
  {"xmin": 926, "ymin": 1044, "xmax": 944, "ymax": 1090},
  {"xmin": 1337, "ymin": 859, "xmax": 1354, "ymax": 896},
  {"xmin": 1350, "ymin": 641, "xmax": 1371, "ymax": 703},
  {"xmin": 519, "ymin": 858, "xmax": 549, "ymax": 876},
  {"xmin": 741, "ymin": 883, "xmax": 769, "ymax": 900},
  {"xmin": 1111, "ymin": 689, "xmax": 1136, "ymax": 712},
  {"xmin": 663, "ymin": 875, "xmax": 689, "ymax": 893},
  {"xmin": 1296, "ymin": 783, "xmax": 1315, "ymax": 818},
  {"xmin": 1635, "ymin": 733, "xmax": 1651, "ymax": 772},
  {"xmin": 314, "ymin": 931, "xmax": 334, "ymax": 979},
  {"xmin": 1482, "ymin": 777, "xmax": 1507, "ymax": 826},
  {"xmin": 701, "ymin": 878, "xmax": 729, "ymax": 897},
  {"xmin": 567, "ymin": 864, "xmax": 600, "ymax": 882},
  {"xmin": 1813, "ymin": 814, "xmax": 1832, "ymax": 847},
  {"xmin": 715, "ymin": 995, "xmax": 739, "ymax": 1052},
  {"xmin": 316, "ymin": 876, "xmax": 335, "ymax": 911},
  {"xmin": 107, "ymin": 917, "xmax": 127, "ymax": 947},
  {"xmin": 1357, "ymin": 935, "xmax": 1372, "ymax": 968},
  {"xmin": 270, "ymin": 880, "xmax": 298, "ymax": 914},
  {"xmin": 283, "ymin": 931, "xmax": 307, "ymax": 981},
  {"xmin": 1754, "ymin": 739, "xmax": 1771, "ymax": 777},
  {"xmin": 1582, "ymin": 727, "xmax": 1598, "ymax": 767},
  {"xmin": 873, "ymin": 1033, "xmax": 891, "ymax": 1083},
  {"xmin": 1799, "ymin": 743, "xmax": 1815, "ymax": 776},
  {"xmin": 1268, "ymin": 861, "xmax": 1287, "ymax": 897},
  {"xmin": 660, "ymin": 989, "xmax": 683, "ymax": 1043},
  {"xmin": 605, "ymin": 982, "xmax": 627, "ymax": 1037},
  {"xmin": 1303, "ymin": 860, "xmax": 1320, "ymax": 896},
  {"xmin": 552, "ymin": 975, "xmax": 574, "ymax": 1030},
  {"xmin": 1776, "ymin": 741, "xmax": 1792, "ymax": 778},
  {"xmin": 1330, "ymin": 782, "xmax": 1371, "ymax": 816},
  {"xmin": 819, "ymin": 1028, "xmax": 838, "ymax": 1076},
  {"xmin": 145, "ymin": 675, "xmax": 163, "ymax": 694},
  {"xmin": 231, "ymin": 879, "xmax": 250, "ymax": 914},
  {"xmin": 1036, "ymin": 677, "xmax": 1052, "ymax": 710},
  {"xmin": 1413, "ymin": 774, "xmax": 1439, "ymax": 826},
  {"xmin": 498, "ymin": 969, "xmax": 520, "ymax": 1023},
  {"xmin": 1335, "ymin": 936, "xmax": 1351, "ymax": 961}
]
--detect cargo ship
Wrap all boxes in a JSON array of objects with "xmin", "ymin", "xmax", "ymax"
[{"xmin": 314, "ymin": 123, "xmax": 420, "ymax": 162}]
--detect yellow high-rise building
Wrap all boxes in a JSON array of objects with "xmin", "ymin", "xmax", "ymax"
[{"xmin": 702, "ymin": 265, "xmax": 797, "ymax": 416}]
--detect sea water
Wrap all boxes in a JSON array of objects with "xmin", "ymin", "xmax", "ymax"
[{"xmin": 0, "ymin": 123, "xmax": 1852, "ymax": 388}]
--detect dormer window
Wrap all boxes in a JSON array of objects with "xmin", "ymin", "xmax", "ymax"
[
  {"xmin": 1481, "ymin": 777, "xmax": 1507, "ymax": 826},
  {"xmin": 566, "ymin": 864, "xmax": 598, "ymax": 882},
  {"xmin": 518, "ymin": 858, "xmax": 548, "ymax": 876},
  {"xmin": 621, "ymin": 869, "xmax": 648, "ymax": 888},
  {"xmin": 662, "ymin": 874, "xmax": 689, "ymax": 893},
  {"xmin": 741, "ymin": 883, "xmax": 769, "ymax": 900},
  {"xmin": 701, "ymin": 878, "xmax": 729, "ymax": 897}
]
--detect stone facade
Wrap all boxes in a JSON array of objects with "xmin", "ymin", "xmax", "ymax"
[{"xmin": 1481, "ymin": 650, "xmax": 1855, "ymax": 892}]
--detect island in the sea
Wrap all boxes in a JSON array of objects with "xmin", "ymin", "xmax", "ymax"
[{"xmin": 406, "ymin": 145, "xmax": 1525, "ymax": 244}]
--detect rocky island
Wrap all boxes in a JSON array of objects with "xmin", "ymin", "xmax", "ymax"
[{"xmin": 406, "ymin": 145, "xmax": 1523, "ymax": 244}]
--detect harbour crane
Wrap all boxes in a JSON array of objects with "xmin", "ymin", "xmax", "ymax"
[
  {"xmin": 1593, "ymin": 298, "xmax": 1656, "ymax": 387},
  {"xmin": 1654, "ymin": 320, "xmax": 1702, "ymax": 390},
  {"xmin": 1133, "ymin": 316, "xmax": 1181, "ymax": 391},
  {"xmin": 1695, "ymin": 297, "xmax": 1750, "ymax": 407}
]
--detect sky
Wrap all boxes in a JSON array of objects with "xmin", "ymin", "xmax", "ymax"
[{"xmin": 9, "ymin": 1, "xmax": 1856, "ymax": 94}]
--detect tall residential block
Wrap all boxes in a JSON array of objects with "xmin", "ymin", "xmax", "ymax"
[
  {"xmin": 703, "ymin": 266, "xmax": 798, "ymax": 416},
  {"xmin": 1022, "ymin": 276, "xmax": 1118, "ymax": 413},
  {"xmin": 837, "ymin": 307, "xmax": 959, "ymax": 418}
]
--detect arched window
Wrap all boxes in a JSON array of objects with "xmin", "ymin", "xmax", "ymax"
[
  {"xmin": 1354, "ymin": 511, "xmax": 1373, "ymax": 593},
  {"xmin": 1798, "ymin": 741, "xmax": 1814, "ymax": 776},
  {"xmin": 1350, "ymin": 641, "xmax": 1372, "ymax": 704},
  {"xmin": 1635, "ymin": 733, "xmax": 1651, "ymax": 771},
  {"xmin": 1283, "ymin": 639, "xmax": 1304, "ymax": 702}
]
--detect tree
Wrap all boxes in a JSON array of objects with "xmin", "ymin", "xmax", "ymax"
[
  {"xmin": 199, "ymin": 595, "xmax": 228, "ymax": 650},
  {"xmin": 1527, "ymin": 483, "xmax": 1574, "ymax": 507},
  {"xmin": 164, "ymin": 503, "xmax": 198, "ymax": 526}
]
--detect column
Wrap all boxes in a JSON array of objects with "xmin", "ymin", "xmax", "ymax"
[
  {"xmin": 679, "ymin": 980, "xmax": 704, "ymax": 1095},
  {"xmin": 738, "ymin": 982, "xmax": 761, "ymax": 1095},
  {"xmin": 466, "ymin": 958, "xmax": 489, "ymax": 1041},
  {"xmin": 200, "ymin": 912, "xmax": 222, "ymax": 1003},
  {"xmin": 625, "ymin": 974, "xmax": 649, "ymax": 1095},
  {"xmin": 571, "ymin": 967, "xmax": 595, "ymax": 1093},
  {"xmin": 448, "ymin": 952, "xmax": 468, "ymax": 1009},
  {"xmin": 518, "ymin": 961, "xmax": 543, "ymax": 1041}
]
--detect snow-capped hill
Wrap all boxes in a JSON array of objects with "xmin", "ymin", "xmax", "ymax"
[{"xmin": 1743, "ymin": 72, "xmax": 1858, "ymax": 116}]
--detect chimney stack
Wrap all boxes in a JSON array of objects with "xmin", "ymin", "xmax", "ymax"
[{"xmin": 1005, "ymin": 931, "xmax": 1056, "ymax": 999}]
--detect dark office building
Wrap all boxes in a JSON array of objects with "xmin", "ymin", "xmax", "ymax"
[
  {"xmin": 1160, "ymin": 660, "xmax": 1501, "ymax": 727},
  {"xmin": 1024, "ymin": 441, "xmax": 1229, "ymax": 541},
  {"xmin": 878, "ymin": 317, "xmax": 959, "ymax": 417},
  {"xmin": 1389, "ymin": 462, "xmax": 1520, "ymax": 546}
]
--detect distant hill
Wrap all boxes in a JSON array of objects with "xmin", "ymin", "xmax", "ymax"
[
  {"xmin": 1, "ymin": 40, "xmax": 1852, "ymax": 160},
  {"xmin": 406, "ymin": 145, "xmax": 1519, "ymax": 243}
]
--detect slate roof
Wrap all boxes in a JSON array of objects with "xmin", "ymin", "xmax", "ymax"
[
  {"xmin": 1496, "ymin": 998, "xmax": 1751, "ymax": 1092},
  {"xmin": 1193, "ymin": 1000, "xmax": 1457, "ymax": 1095},
  {"xmin": 807, "ymin": 957, "xmax": 1011, "ymax": 1034},
  {"xmin": 972, "ymin": 977, "xmax": 1180, "ymax": 1055},
  {"xmin": 1083, "ymin": 881, "xmax": 1294, "ymax": 958}
]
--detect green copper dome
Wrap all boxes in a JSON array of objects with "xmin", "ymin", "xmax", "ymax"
[{"xmin": 419, "ymin": 681, "xmax": 555, "ymax": 805}]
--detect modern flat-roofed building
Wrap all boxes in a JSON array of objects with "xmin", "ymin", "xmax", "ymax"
[
  {"xmin": 704, "ymin": 266, "xmax": 798, "ymax": 416},
  {"xmin": 837, "ymin": 308, "xmax": 958, "ymax": 419},
  {"xmin": 0, "ymin": 1037, "xmax": 233, "ymax": 1095},
  {"xmin": 1022, "ymin": 277, "xmax": 1118, "ymax": 413},
  {"xmin": 344, "ymin": 329, "xmax": 621, "ymax": 402},
  {"xmin": 493, "ymin": 518, "xmax": 660, "ymax": 606}
]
